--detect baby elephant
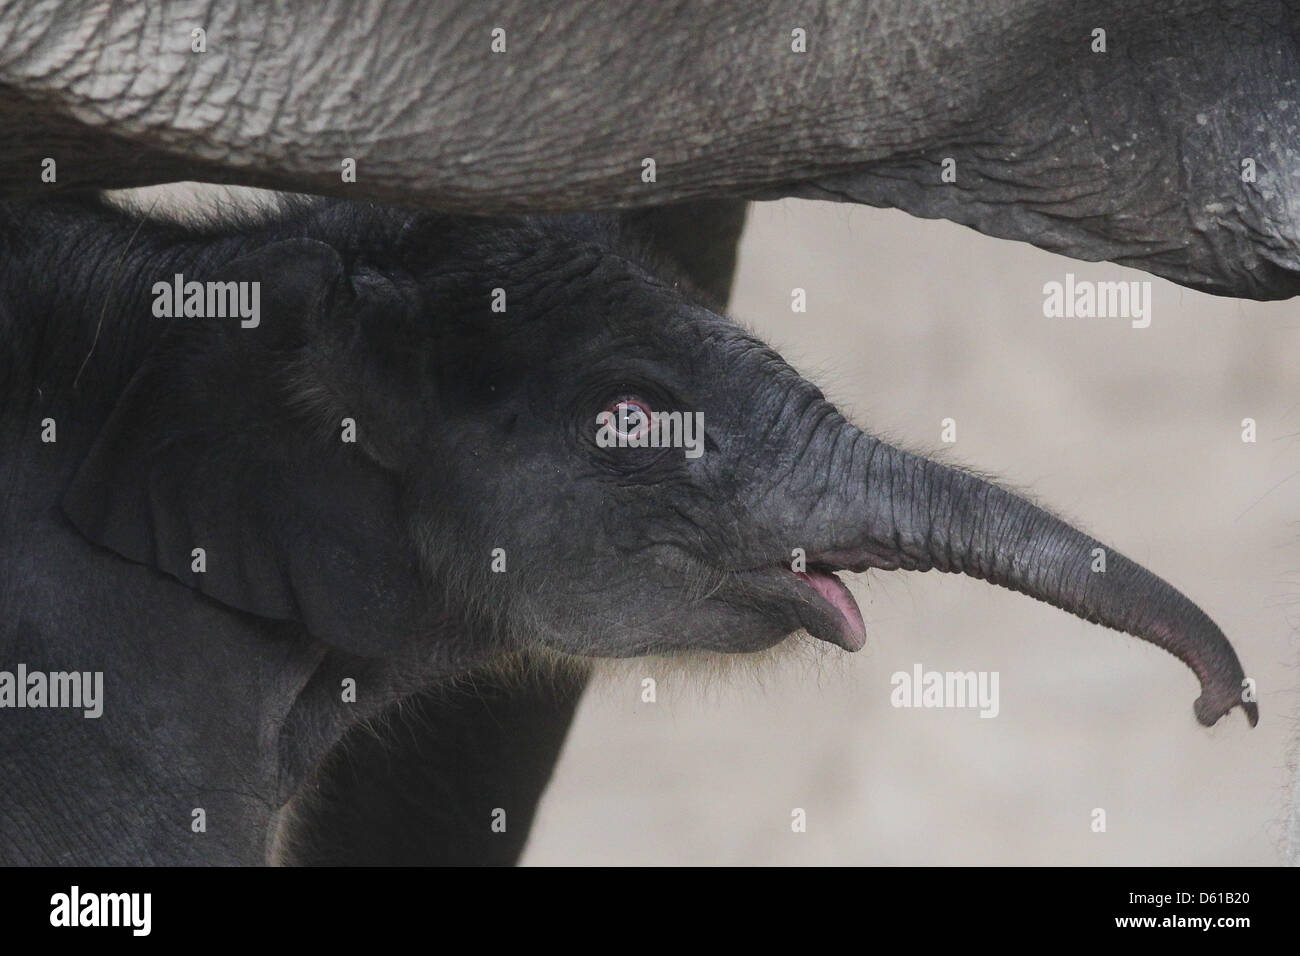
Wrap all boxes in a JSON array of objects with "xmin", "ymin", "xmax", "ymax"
[{"xmin": 0, "ymin": 195, "xmax": 1254, "ymax": 865}]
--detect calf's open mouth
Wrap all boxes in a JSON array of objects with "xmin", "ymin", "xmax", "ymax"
[{"xmin": 791, "ymin": 563, "xmax": 867, "ymax": 651}]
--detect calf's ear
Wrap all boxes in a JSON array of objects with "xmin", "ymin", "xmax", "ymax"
[{"xmin": 63, "ymin": 238, "xmax": 435, "ymax": 659}]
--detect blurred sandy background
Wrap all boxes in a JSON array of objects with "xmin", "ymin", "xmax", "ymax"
[{"xmin": 523, "ymin": 199, "xmax": 1300, "ymax": 865}]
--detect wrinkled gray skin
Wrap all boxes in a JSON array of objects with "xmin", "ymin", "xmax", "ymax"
[
  {"xmin": 0, "ymin": 194, "xmax": 1257, "ymax": 864},
  {"xmin": 0, "ymin": 1, "xmax": 1285, "ymax": 864},
  {"xmin": 282, "ymin": 201, "xmax": 747, "ymax": 866},
  {"xmin": 1, "ymin": 1, "xmax": 1298, "ymax": 298},
  {"xmin": 0, "ymin": 195, "xmax": 749, "ymax": 866}
]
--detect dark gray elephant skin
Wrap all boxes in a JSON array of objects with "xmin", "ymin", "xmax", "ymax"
[
  {"xmin": 0, "ymin": 194, "xmax": 1256, "ymax": 864},
  {"xmin": 0, "ymin": 0, "xmax": 1283, "ymax": 866},
  {"xmin": 1, "ymin": 1, "xmax": 1298, "ymax": 298}
]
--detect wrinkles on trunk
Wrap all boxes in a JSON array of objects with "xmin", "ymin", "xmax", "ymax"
[{"xmin": 828, "ymin": 437, "xmax": 1256, "ymax": 727}]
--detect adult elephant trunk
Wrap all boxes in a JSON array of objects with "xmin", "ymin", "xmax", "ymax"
[{"xmin": 806, "ymin": 431, "xmax": 1256, "ymax": 728}]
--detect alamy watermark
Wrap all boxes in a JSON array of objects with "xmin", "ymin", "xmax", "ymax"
[
  {"xmin": 0, "ymin": 664, "xmax": 103, "ymax": 718},
  {"xmin": 152, "ymin": 273, "xmax": 260, "ymax": 327},
  {"xmin": 596, "ymin": 401, "xmax": 705, "ymax": 459},
  {"xmin": 1042, "ymin": 273, "xmax": 1151, "ymax": 328},
  {"xmin": 50, "ymin": 886, "xmax": 150, "ymax": 936},
  {"xmin": 891, "ymin": 663, "xmax": 999, "ymax": 718}
]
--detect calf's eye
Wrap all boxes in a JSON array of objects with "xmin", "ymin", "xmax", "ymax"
[{"xmin": 599, "ymin": 396, "xmax": 653, "ymax": 442}]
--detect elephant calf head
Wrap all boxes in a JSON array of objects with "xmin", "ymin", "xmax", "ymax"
[{"xmin": 62, "ymin": 199, "xmax": 1257, "ymax": 728}]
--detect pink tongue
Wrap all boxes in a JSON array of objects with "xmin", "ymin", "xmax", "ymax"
[{"xmin": 797, "ymin": 570, "xmax": 867, "ymax": 651}]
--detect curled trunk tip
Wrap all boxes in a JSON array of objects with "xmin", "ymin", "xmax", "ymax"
[{"xmin": 844, "ymin": 440, "xmax": 1258, "ymax": 728}]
